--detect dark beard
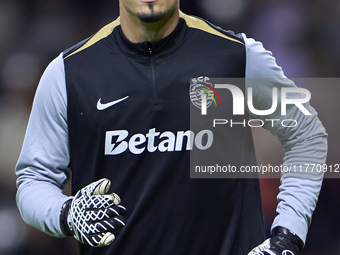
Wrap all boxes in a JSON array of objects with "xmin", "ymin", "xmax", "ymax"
[{"xmin": 137, "ymin": 3, "xmax": 165, "ymax": 23}]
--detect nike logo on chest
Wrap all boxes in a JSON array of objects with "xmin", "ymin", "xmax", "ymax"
[{"xmin": 96, "ymin": 96, "xmax": 129, "ymax": 110}]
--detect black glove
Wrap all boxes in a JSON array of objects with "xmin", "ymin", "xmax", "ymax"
[
  {"xmin": 247, "ymin": 226, "xmax": 304, "ymax": 255},
  {"xmin": 60, "ymin": 178, "xmax": 126, "ymax": 247}
]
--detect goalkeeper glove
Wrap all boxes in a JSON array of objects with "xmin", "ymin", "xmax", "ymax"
[
  {"xmin": 247, "ymin": 226, "xmax": 304, "ymax": 255},
  {"xmin": 60, "ymin": 178, "xmax": 126, "ymax": 247}
]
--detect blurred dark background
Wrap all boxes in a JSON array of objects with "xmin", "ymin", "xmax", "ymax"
[{"xmin": 1, "ymin": 0, "xmax": 339, "ymax": 254}]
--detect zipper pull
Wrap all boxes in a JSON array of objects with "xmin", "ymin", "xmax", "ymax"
[{"xmin": 147, "ymin": 42, "xmax": 153, "ymax": 54}]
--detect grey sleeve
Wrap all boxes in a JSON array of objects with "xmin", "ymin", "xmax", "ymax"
[
  {"xmin": 15, "ymin": 53, "xmax": 71, "ymax": 237},
  {"xmin": 243, "ymin": 34, "xmax": 328, "ymax": 243}
]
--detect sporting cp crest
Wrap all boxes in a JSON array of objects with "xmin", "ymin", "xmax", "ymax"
[
  {"xmin": 190, "ymin": 78, "xmax": 214, "ymax": 110},
  {"xmin": 189, "ymin": 77, "xmax": 222, "ymax": 115}
]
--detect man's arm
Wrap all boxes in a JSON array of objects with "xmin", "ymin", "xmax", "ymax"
[
  {"xmin": 16, "ymin": 53, "xmax": 127, "ymax": 245},
  {"xmin": 243, "ymin": 34, "xmax": 328, "ymax": 244},
  {"xmin": 15, "ymin": 53, "xmax": 71, "ymax": 237}
]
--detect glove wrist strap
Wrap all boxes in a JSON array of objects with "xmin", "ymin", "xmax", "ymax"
[
  {"xmin": 60, "ymin": 199, "xmax": 73, "ymax": 236},
  {"xmin": 272, "ymin": 226, "xmax": 304, "ymax": 251}
]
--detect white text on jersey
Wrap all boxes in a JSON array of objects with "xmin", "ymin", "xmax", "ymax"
[{"xmin": 105, "ymin": 128, "xmax": 213, "ymax": 155}]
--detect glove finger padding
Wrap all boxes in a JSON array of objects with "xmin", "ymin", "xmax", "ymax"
[
  {"xmin": 76, "ymin": 179, "xmax": 113, "ymax": 198},
  {"xmin": 84, "ymin": 232, "xmax": 116, "ymax": 247},
  {"xmin": 92, "ymin": 214, "xmax": 126, "ymax": 233},
  {"xmin": 76, "ymin": 194, "xmax": 120, "ymax": 210},
  {"xmin": 86, "ymin": 204, "xmax": 126, "ymax": 221},
  {"xmin": 65, "ymin": 178, "xmax": 126, "ymax": 247}
]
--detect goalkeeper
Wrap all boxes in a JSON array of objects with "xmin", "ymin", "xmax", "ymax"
[{"xmin": 16, "ymin": 0, "xmax": 327, "ymax": 254}]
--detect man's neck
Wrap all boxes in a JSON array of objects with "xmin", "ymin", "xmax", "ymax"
[{"xmin": 120, "ymin": 8, "xmax": 180, "ymax": 43}]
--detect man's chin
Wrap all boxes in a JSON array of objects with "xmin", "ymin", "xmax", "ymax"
[{"xmin": 137, "ymin": 12, "xmax": 165, "ymax": 23}]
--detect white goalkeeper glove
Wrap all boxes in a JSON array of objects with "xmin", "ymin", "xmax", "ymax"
[
  {"xmin": 248, "ymin": 227, "xmax": 304, "ymax": 255},
  {"xmin": 60, "ymin": 178, "xmax": 126, "ymax": 247}
]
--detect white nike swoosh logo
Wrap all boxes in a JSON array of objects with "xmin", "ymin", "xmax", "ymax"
[{"xmin": 97, "ymin": 96, "xmax": 129, "ymax": 110}]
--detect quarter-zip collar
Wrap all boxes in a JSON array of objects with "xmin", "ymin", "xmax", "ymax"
[{"xmin": 112, "ymin": 18, "xmax": 190, "ymax": 59}]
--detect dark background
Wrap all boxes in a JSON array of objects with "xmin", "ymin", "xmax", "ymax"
[{"xmin": 0, "ymin": 0, "xmax": 339, "ymax": 254}]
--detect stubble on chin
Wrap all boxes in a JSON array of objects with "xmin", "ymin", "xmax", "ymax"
[{"xmin": 137, "ymin": 3, "xmax": 166, "ymax": 23}]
